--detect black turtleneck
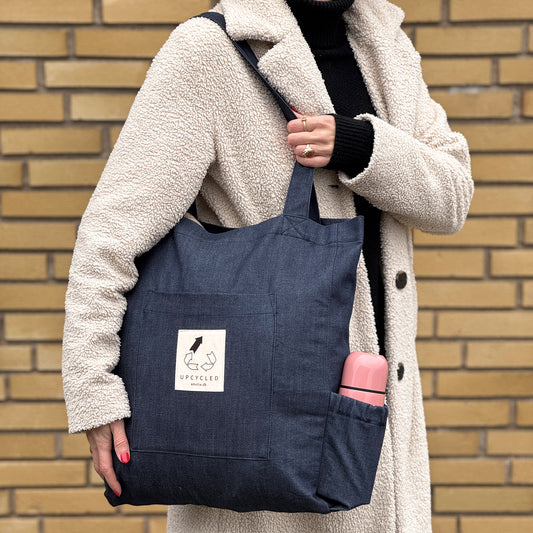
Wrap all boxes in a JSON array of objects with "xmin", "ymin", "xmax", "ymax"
[{"xmin": 286, "ymin": 0, "xmax": 386, "ymax": 355}]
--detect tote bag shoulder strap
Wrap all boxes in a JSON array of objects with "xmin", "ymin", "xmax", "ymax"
[{"xmin": 192, "ymin": 11, "xmax": 319, "ymax": 223}]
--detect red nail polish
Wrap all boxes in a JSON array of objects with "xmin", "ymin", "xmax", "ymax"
[
  {"xmin": 113, "ymin": 489, "xmax": 121, "ymax": 497},
  {"xmin": 120, "ymin": 452, "xmax": 130, "ymax": 463}
]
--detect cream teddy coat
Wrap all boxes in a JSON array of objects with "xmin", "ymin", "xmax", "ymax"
[{"xmin": 62, "ymin": 0, "xmax": 473, "ymax": 531}]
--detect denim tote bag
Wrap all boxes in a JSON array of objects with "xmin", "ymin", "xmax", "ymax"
[{"xmin": 104, "ymin": 12, "xmax": 388, "ymax": 513}]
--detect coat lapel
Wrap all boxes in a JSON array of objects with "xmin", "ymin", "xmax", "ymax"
[{"xmin": 218, "ymin": 0, "xmax": 413, "ymax": 125}]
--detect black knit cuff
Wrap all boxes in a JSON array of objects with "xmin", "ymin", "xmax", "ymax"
[{"xmin": 324, "ymin": 114, "xmax": 374, "ymax": 177}]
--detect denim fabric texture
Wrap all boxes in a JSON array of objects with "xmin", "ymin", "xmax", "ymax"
[{"xmin": 103, "ymin": 12, "xmax": 388, "ymax": 513}]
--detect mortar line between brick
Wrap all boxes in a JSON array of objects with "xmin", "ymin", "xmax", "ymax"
[
  {"xmin": 443, "ymin": 0, "xmax": 450, "ymax": 24},
  {"xmin": 95, "ymin": 0, "xmax": 103, "ymax": 26}
]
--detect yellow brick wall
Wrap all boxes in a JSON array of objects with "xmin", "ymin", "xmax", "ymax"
[{"xmin": 0, "ymin": 1, "xmax": 531, "ymax": 532}]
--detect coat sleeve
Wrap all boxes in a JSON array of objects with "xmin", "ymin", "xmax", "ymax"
[
  {"xmin": 338, "ymin": 30, "xmax": 473, "ymax": 235},
  {"xmin": 62, "ymin": 20, "xmax": 216, "ymax": 433}
]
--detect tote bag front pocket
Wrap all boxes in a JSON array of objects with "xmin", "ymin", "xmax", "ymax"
[{"xmin": 130, "ymin": 290, "xmax": 276, "ymax": 460}]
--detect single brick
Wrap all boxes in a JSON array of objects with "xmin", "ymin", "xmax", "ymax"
[
  {"xmin": 471, "ymin": 154, "xmax": 533, "ymax": 183},
  {"xmin": 0, "ymin": 253, "xmax": 47, "ymax": 280},
  {"xmin": 121, "ymin": 505, "xmax": 168, "ymax": 515},
  {"xmin": 0, "ymin": 93, "xmax": 63, "ymax": 122},
  {"xmin": 15, "ymin": 488, "xmax": 114, "ymax": 515},
  {"xmin": 417, "ymin": 280, "xmax": 516, "ymax": 308},
  {"xmin": 10, "ymin": 372, "xmax": 63, "ymax": 400},
  {"xmin": 109, "ymin": 126, "xmax": 122, "ymax": 147},
  {"xmin": 516, "ymin": 401, "xmax": 533, "ymax": 426},
  {"xmin": 4, "ymin": 313, "xmax": 64, "ymax": 341},
  {"xmin": 89, "ymin": 468, "xmax": 104, "ymax": 486},
  {"xmin": 424, "ymin": 400, "xmax": 509, "ymax": 427},
  {"xmin": 54, "ymin": 253, "xmax": 73, "ymax": 280},
  {"xmin": 61, "ymin": 433, "xmax": 91, "ymax": 458},
  {"xmin": 430, "ymin": 458, "xmax": 506, "ymax": 484},
  {"xmin": 438, "ymin": 370, "xmax": 533, "ymax": 397},
  {"xmin": 0, "ymin": 222, "xmax": 76, "ymax": 250},
  {"xmin": 467, "ymin": 341, "xmax": 533, "ymax": 368},
  {"xmin": 2, "ymin": 191, "xmax": 91, "ymax": 218},
  {"xmin": 523, "ymin": 281, "xmax": 533, "ymax": 307},
  {"xmin": 0, "ymin": 433, "xmax": 56, "ymax": 459},
  {"xmin": 0, "ymin": 161, "xmax": 23, "ymax": 187},
  {"xmin": 420, "ymin": 370, "xmax": 433, "ymax": 398},
  {"xmin": 43, "ymin": 518, "xmax": 144, "ymax": 533},
  {"xmin": 0, "ymin": 29, "xmax": 67, "ymax": 57},
  {"xmin": 0, "ymin": 345, "xmax": 32, "ymax": 371},
  {"xmin": 148, "ymin": 517, "xmax": 168, "ymax": 533},
  {"xmin": 434, "ymin": 487, "xmax": 533, "ymax": 513},
  {"xmin": 0, "ymin": 461, "xmax": 85, "ymax": 487},
  {"xmin": 0, "ymin": 490, "xmax": 8, "ymax": 514},
  {"xmin": 0, "ymin": 0, "xmax": 92, "ymax": 23},
  {"xmin": 389, "ymin": 0, "xmax": 442, "ymax": 22},
  {"xmin": 452, "ymin": 123, "xmax": 533, "ymax": 152},
  {"xmin": 487, "ymin": 430, "xmax": 533, "ymax": 455},
  {"xmin": 491, "ymin": 250, "xmax": 533, "ymax": 276},
  {"xmin": 0, "ymin": 403, "xmax": 67, "ymax": 430},
  {"xmin": 71, "ymin": 93, "xmax": 135, "ymax": 121},
  {"xmin": 0, "ymin": 283, "xmax": 66, "ymax": 310},
  {"xmin": 413, "ymin": 219, "xmax": 518, "ymax": 247},
  {"xmin": 416, "ymin": 26, "xmax": 522, "ymax": 55},
  {"xmin": 102, "ymin": 0, "xmax": 211, "ymax": 24},
  {"xmin": 450, "ymin": 0, "xmax": 533, "ymax": 21},
  {"xmin": 511, "ymin": 459, "xmax": 533, "ymax": 483},
  {"xmin": 523, "ymin": 90, "xmax": 533, "ymax": 117},
  {"xmin": 413, "ymin": 250, "xmax": 485, "ymax": 278},
  {"xmin": 28, "ymin": 159, "xmax": 104, "ymax": 187},
  {"xmin": 501, "ymin": 57, "xmax": 533, "ymax": 84},
  {"xmin": 461, "ymin": 516, "xmax": 533, "ymax": 533},
  {"xmin": 526, "ymin": 219, "xmax": 533, "ymax": 244},
  {"xmin": 421, "ymin": 58, "xmax": 492, "ymax": 87},
  {"xmin": 438, "ymin": 311, "xmax": 533, "ymax": 338},
  {"xmin": 429, "ymin": 90, "xmax": 513, "ymax": 119},
  {"xmin": 75, "ymin": 28, "xmax": 170, "ymax": 58},
  {"xmin": 0, "ymin": 61, "xmax": 37, "ymax": 89},
  {"xmin": 416, "ymin": 341, "xmax": 462, "ymax": 369},
  {"xmin": 45, "ymin": 60, "xmax": 149, "ymax": 88},
  {"xmin": 1, "ymin": 127, "xmax": 101, "ymax": 155},
  {"xmin": 470, "ymin": 186, "xmax": 533, "ymax": 215},
  {"xmin": 0, "ymin": 519, "xmax": 39, "ymax": 533},
  {"xmin": 417, "ymin": 310, "xmax": 434, "ymax": 338},
  {"xmin": 427, "ymin": 429, "xmax": 480, "ymax": 456},
  {"xmin": 36, "ymin": 344, "xmax": 62, "ymax": 371}
]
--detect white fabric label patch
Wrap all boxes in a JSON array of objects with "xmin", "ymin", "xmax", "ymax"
[{"xmin": 175, "ymin": 329, "xmax": 226, "ymax": 392}]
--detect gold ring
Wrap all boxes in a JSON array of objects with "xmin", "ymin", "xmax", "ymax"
[
  {"xmin": 301, "ymin": 116, "xmax": 308, "ymax": 131},
  {"xmin": 302, "ymin": 144, "xmax": 314, "ymax": 158}
]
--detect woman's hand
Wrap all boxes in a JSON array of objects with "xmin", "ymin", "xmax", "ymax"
[
  {"xmin": 287, "ymin": 112, "xmax": 336, "ymax": 168},
  {"xmin": 86, "ymin": 419, "xmax": 130, "ymax": 497}
]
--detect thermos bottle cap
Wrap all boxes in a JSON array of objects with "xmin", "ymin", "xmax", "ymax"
[{"xmin": 339, "ymin": 351, "xmax": 388, "ymax": 406}]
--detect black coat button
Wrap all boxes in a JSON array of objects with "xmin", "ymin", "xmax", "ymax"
[
  {"xmin": 397, "ymin": 363, "xmax": 405, "ymax": 380},
  {"xmin": 396, "ymin": 271, "xmax": 407, "ymax": 289}
]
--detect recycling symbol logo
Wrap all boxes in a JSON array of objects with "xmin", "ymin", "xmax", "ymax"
[{"xmin": 184, "ymin": 336, "xmax": 216, "ymax": 372}]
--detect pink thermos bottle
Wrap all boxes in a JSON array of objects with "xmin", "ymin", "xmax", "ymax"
[{"xmin": 339, "ymin": 351, "xmax": 388, "ymax": 406}]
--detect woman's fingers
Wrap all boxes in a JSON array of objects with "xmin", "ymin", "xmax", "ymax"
[
  {"xmin": 97, "ymin": 445, "xmax": 123, "ymax": 497},
  {"xmin": 86, "ymin": 421, "xmax": 128, "ymax": 497},
  {"xmin": 287, "ymin": 113, "xmax": 334, "ymax": 135},
  {"xmin": 286, "ymin": 114, "xmax": 335, "ymax": 167},
  {"xmin": 111, "ymin": 419, "xmax": 130, "ymax": 465}
]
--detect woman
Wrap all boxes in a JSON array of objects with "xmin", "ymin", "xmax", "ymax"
[{"xmin": 62, "ymin": 0, "xmax": 473, "ymax": 531}]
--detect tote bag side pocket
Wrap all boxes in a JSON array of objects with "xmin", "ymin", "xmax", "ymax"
[{"xmin": 316, "ymin": 392, "xmax": 388, "ymax": 511}]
